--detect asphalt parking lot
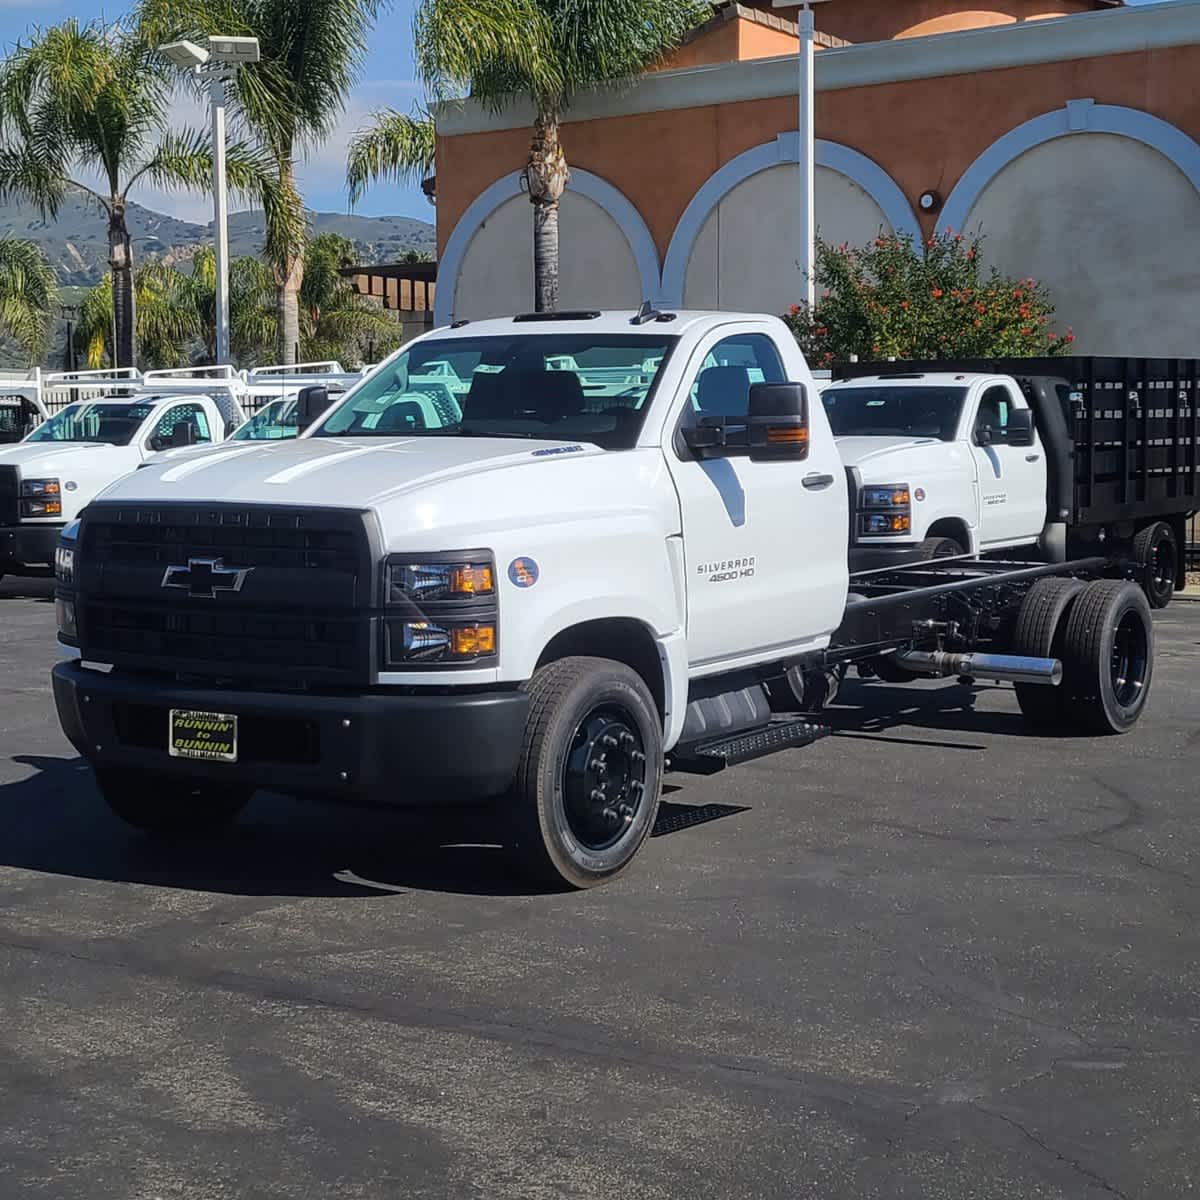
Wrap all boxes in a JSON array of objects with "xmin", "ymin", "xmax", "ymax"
[{"xmin": 2, "ymin": 574, "xmax": 1198, "ymax": 1200}]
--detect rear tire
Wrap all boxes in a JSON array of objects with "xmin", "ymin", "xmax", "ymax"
[
  {"xmin": 510, "ymin": 656, "xmax": 663, "ymax": 890},
  {"xmin": 1132, "ymin": 521, "xmax": 1177, "ymax": 609},
  {"xmin": 1010, "ymin": 577, "xmax": 1085, "ymax": 729},
  {"xmin": 918, "ymin": 536, "xmax": 965, "ymax": 560},
  {"xmin": 96, "ymin": 768, "xmax": 251, "ymax": 834},
  {"xmin": 1059, "ymin": 580, "xmax": 1154, "ymax": 735}
]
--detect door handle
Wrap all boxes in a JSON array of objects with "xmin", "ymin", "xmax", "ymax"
[
  {"xmin": 802, "ymin": 472, "xmax": 835, "ymax": 490},
  {"xmin": 1025, "ymin": 454, "xmax": 1041, "ymax": 463}
]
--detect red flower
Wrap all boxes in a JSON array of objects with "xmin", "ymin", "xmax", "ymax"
[
  {"xmin": 931, "ymin": 288, "xmax": 944, "ymax": 299},
  {"xmin": 900, "ymin": 301, "xmax": 909, "ymax": 310},
  {"xmin": 1018, "ymin": 303, "xmax": 1031, "ymax": 318},
  {"xmin": 1012, "ymin": 289, "xmax": 1023, "ymax": 300},
  {"xmin": 966, "ymin": 249, "xmax": 976, "ymax": 261},
  {"xmin": 1021, "ymin": 327, "xmax": 1032, "ymax": 336},
  {"xmin": 815, "ymin": 326, "xmax": 829, "ymax": 336},
  {"xmin": 1065, "ymin": 333, "xmax": 1076, "ymax": 344},
  {"xmin": 789, "ymin": 304, "xmax": 801, "ymax": 316},
  {"xmin": 973, "ymin": 319, "xmax": 982, "ymax": 328},
  {"xmin": 974, "ymin": 303, "xmax": 986, "ymax": 314}
]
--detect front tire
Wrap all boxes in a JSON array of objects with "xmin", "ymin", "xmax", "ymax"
[
  {"xmin": 1059, "ymin": 580, "xmax": 1154, "ymax": 735},
  {"xmin": 96, "ymin": 768, "xmax": 252, "ymax": 835},
  {"xmin": 1132, "ymin": 521, "xmax": 1177, "ymax": 609},
  {"xmin": 918, "ymin": 536, "xmax": 965, "ymax": 560},
  {"xmin": 510, "ymin": 657, "xmax": 663, "ymax": 889}
]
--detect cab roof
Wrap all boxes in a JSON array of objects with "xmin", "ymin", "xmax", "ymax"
[
  {"xmin": 826, "ymin": 372, "xmax": 998, "ymax": 389},
  {"xmin": 423, "ymin": 309, "xmax": 778, "ymax": 340}
]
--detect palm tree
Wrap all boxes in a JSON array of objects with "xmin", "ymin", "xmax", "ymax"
[
  {"xmin": 350, "ymin": 0, "xmax": 704, "ymax": 311},
  {"xmin": 230, "ymin": 233, "xmax": 403, "ymax": 366},
  {"xmin": 76, "ymin": 261, "xmax": 203, "ymax": 369},
  {"xmin": 0, "ymin": 18, "xmax": 266, "ymax": 367},
  {"xmin": 0, "ymin": 238, "xmax": 58, "ymax": 363},
  {"xmin": 138, "ymin": 0, "xmax": 387, "ymax": 364}
]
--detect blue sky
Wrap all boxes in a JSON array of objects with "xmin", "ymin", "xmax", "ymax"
[
  {"xmin": 0, "ymin": 0, "xmax": 430, "ymax": 223},
  {"xmin": 0, "ymin": 0, "xmax": 1164, "ymax": 225}
]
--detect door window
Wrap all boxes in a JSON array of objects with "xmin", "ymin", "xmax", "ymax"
[
  {"xmin": 975, "ymin": 386, "xmax": 1012, "ymax": 443},
  {"xmin": 684, "ymin": 333, "xmax": 786, "ymax": 425},
  {"xmin": 149, "ymin": 403, "xmax": 212, "ymax": 450}
]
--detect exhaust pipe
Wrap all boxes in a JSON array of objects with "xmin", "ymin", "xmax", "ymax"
[{"xmin": 892, "ymin": 650, "xmax": 1062, "ymax": 687}]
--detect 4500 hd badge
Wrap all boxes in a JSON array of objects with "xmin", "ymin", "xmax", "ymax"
[{"xmin": 697, "ymin": 556, "xmax": 756, "ymax": 583}]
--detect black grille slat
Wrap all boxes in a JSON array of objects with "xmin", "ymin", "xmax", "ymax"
[
  {"xmin": 77, "ymin": 503, "xmax": 377, "ymax": 684},
  {"xmin": 0, "ymin": 466, "xmax": 18, "ymax": 526}
]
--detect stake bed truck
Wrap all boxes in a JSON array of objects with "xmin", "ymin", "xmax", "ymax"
[
  {"xmin": 828, "ymin": 356, "xmax": 1199, "ymax": 607},
  {"xmin": 52, "ymin": 310, "xmax": 1157, "ymax": 887}
]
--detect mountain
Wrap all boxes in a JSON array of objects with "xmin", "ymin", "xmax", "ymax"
[{"xmin": 0, "ymin": 192, "xmax": 436, "ymax": 286}]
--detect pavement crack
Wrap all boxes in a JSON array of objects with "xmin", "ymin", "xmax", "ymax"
[{"xmin": 970, "ymin": 1103, "xmax": 1133, "ymax": 1200}]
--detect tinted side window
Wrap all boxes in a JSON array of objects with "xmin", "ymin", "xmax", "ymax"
[
  {"xmin": 685, "ymin": 333, "xmax": 786, "ymax": 424},
  {"xmin": 975, "ymin": 386, "xmax": 1012, "ymax": 439}
]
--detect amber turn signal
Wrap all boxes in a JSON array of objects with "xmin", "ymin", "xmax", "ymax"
[{"xmin": 450, "ymin": 624, "xmax": 496, "ymax": 656}]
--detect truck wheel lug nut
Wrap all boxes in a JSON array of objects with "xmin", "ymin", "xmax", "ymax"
[
  {"xmin": 590, "ymin": 788, "xmax": 606, "ymax": 803},
  {"xmin": 589, "ymin": 758, "xmax": 606, "ymax": 775},
  {"xmin": 601, "ymin": 734, "xmax": 618, "ymax": 749},
  {"xmin": 602, "ymin": 807, "xmax": 618, "ymax": 822},
  {"xmin": 619, "ymin": 732, "xmax": 636, "ymax": 749}
]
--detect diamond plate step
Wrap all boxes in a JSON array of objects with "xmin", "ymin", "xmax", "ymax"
[{"xmin": 668, "ymin": 718, "xmax": 830, "ymax": 776}]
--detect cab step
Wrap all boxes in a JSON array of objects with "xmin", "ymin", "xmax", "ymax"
[{"xmin": 668, "ymin": 718, "xmax": 830, "ymax": 776}]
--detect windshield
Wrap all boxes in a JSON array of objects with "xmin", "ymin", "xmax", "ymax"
[
  {"xmin": 233, "ymin": 399, "xmax": 297, "ymax": 441},
  {"xmin": 823, "ymin": 386, "xmax": 967, "ymax": 442},
  {"xmin": 26, "ymin": 401, "xmax": 155, "ymax": 446},
  {"xmin": 314, "ymin": 333, "xmax": 678, "ymax": 450}
]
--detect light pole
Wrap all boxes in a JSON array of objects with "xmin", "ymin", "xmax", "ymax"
[
  {"xmin": 160, "ymin": 36, "xmax": 261, "ymax": 365},
  {"xmin": 772, "ymin": 0, "xmax": 831, "ymax": 310}
]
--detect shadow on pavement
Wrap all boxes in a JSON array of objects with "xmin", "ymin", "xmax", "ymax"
[
  {"xmin": 0, "ymin": 754, "xmax": 750, "ymax": 899},
  {"xmin": 823, "ymin": 678, "xmax": 1036, "ymax": 747}
]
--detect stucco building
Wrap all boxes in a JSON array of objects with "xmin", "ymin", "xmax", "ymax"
[{"xmin": 432, "ymin": 0, "xmax": 1200, "ymax": 355}]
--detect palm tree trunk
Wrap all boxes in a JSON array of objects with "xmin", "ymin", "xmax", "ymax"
[
  {"xmin": 274, "ymin": 160, "xmax": 304, "ymax": 364},
  {"xmin": 109, "ymin": 203, "xmax": 136, "ymax": 368},
  {"xmin": 525, "ymin": 111, "xmax": 569, "ymax": 313}
]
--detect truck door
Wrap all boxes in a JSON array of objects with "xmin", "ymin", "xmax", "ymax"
[
  {"xmin": 665, "ymin": 328, "xmax": 848, "ymax": 671},
  {"xmin": 969, "ymin": 383, "xmax": 1047, "ymax": 547}
]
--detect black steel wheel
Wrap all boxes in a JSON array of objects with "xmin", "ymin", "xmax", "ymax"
[
  {"xmin": 1132, "ymin": 521, "xmax": 1177, "ymax": 609},
  {"xmin": 510, "ymin": 656, "xmax": 663, "ymax": 889},
  {"xmin": 1010, "ymin": 577, "xmax": 1085, "ymax": 730},
  {"xmin": 1059, "ymin": 580, "xmax": 1154, "ymax": 735},
  {"xmin": 96, "ymin": 767, "xmax": 252, "ymax": 835}
]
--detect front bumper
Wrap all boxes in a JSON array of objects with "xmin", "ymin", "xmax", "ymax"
[
  {"xmin": 52, "ymin": 660, "xmax": 529, "ymax": 805},
  {"xmin": 0, "ymin": 523, "xmax": 63, "ymax": 570}
]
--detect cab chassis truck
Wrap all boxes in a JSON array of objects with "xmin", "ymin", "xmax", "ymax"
[{"xmin": 51, "ymin": 311, "xmax": 1157, "ymax": 889}]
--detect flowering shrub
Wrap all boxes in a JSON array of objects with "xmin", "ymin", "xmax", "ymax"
[{"xmin": 783, "ymin": 230, "xmax": 1075, "ymax": 367}]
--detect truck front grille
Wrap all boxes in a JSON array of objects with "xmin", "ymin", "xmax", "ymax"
[
  {"xmin": 76, "ymin": 503, "xmax": 378, "ymax": 685},
  {"xmin": 0, "ymin": 465, "xmax": 18, "ymax": 526}
]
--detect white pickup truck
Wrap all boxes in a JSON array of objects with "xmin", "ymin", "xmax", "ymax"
[
  {"xmin": 826, "ymin": 357, "xmax": 1198, "ymax": 607},
  {"xmin": 0, "ymin": 369, "xmax": 244, "ymax": 580},
  {"xmin": 52, "ymin": 309, "xmax": 1157, "ymax": 888}
]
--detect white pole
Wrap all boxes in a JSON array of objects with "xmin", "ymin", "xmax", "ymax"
[
  {"xmin": 210, "ymin": 72, "xmax": 231, "ymax": 365},
  {"xmin": 798, "ymin": 3, "xmax": 816, "ymax": 310}
]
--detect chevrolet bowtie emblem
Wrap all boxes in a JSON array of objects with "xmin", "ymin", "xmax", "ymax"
[{"xmin": 161, "ymin": 557, "xmax": 252, "ymax": 599}]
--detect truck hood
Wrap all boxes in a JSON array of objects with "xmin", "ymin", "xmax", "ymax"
[
  {"xmin": 0, "ymin": 441, "xmax": 122, "ymax": 478},
  {"xmin": 835, "ymin": 435, "xmax": 943, "ymax": 470},
  {"xmin": 106, "ymin": 435, "xmax": 609, "ymax": 507}
]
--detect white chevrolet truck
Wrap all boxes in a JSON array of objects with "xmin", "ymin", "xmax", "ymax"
[
  {"xmin": 1, "ymin": 369, "xmax": 245, "ymax": 581},
  {"xmin": 827, "ymin": 356, "xmax": 1198, "ymax": 607},
  {"xmin": 52, "ymin": 310, "xmax": 1157, "ymax": 888}
]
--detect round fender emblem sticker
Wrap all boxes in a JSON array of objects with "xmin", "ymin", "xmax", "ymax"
[
  {"xmin": 508, "ymin": 557, "xmax": 539, "ymax": 588},
  {"xmin": 914, "ymin": 487, "xmax": 926, "ymax": 502}
]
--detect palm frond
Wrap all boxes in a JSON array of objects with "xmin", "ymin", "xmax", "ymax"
[
  {"xmin": 346, "ymin": 109, "xmax": 435, "ymax": 205},
  {"xmin": 0, "ymin": 238, "xmax": 59, "ymax": 360}
]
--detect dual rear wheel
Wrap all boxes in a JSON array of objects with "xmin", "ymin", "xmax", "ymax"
[{"xmin": 1011, "ymin": 578, "xmax": 1153, "ymax": 735}]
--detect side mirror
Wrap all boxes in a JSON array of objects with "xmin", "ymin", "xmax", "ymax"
[
  {"xmin": 1006, "ymin": 409, "xmax": 1035, "ymax": 447},
  {"xmin": 975, "ymin": 425, "xmax": 993, "ymax": 447},
  {"xmin": 748, "ymin": 382, "xmax": 809, "ymax": 462},
  {"xmin": 295, "ymin": 385, "xmax": 329, "ymax": 434},
  {"xmin": 169, "ymin": 420, "xmax": 196, "ymax": 448}
]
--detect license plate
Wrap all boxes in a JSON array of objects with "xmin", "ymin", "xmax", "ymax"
[{"xmin": 169, "ymin": 709, "xmax": 238, "ymax": 762}]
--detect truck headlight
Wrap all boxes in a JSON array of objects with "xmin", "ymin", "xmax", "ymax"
[
  {"xmin": 383, "ymin": 553, "xmax": 498, "ymax": 667},
  {"xmin": 858, "ymin": 483, "xmax": 912, "ymax": 537},
  {"xmin": 387, "ymin": 559, "xmax": 494, "ymax": 603},
  {"xmin": 21, "ymin": 478, "xmax": 63, "ymax": 517}
]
